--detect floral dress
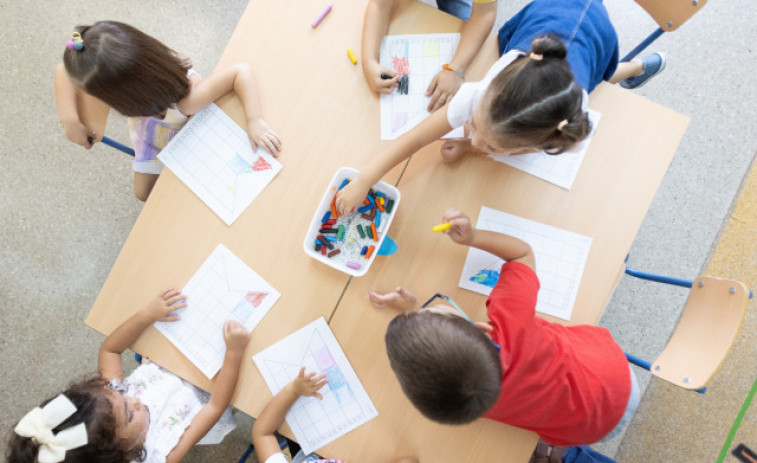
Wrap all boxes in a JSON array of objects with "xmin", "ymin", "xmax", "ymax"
[{"xmin": 113, "ymin": 362, "xmax": 236, "ymax": 463}]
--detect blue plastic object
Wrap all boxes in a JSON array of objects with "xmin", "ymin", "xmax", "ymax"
[{"xmin": 377, "ymin": 235, "xmax": 397, "ymax": 256}]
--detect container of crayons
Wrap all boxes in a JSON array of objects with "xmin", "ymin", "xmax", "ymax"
[{"xmin": 303, "ymin": 167, "xmax": 400, "ymax": 277}]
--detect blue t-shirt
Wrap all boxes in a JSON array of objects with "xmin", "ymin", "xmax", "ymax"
[{"xmin": 497, "ymin": 0, "xmax": 619, "ymax": 92}]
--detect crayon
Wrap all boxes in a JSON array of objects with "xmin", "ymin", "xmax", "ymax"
[
  {"xmin": 357, "ymin": 204, "xmax": 372, "ymax": 213},
  {"xmin": 347, "ymin": 48, "xmax": 358, "ymax": 65},
  {"xmin": 375, "ymin": 212, "xmax": 381, "ymax": 228},
  {"xmin": 365, "ymin": 245, "xmax": 375, "ymax": 259},
  {"xmin": 321, "ymin": 211, "xmax": 331, "ymax": 224},
  {"xmin": 361, "ymin": 245, "xmax": 368, "ymax": 256},
  {"xmin": 319, "ymin": 228, "xmax": 337, "ymax": 234},
  {"xmin": 346, "ymin": 261, "xmax": 361, "ymax": 270},
  {"xmin": 338, "ymin": 178, "xmax": 350, "ymax": 190},
  {"xmin": 386, "ymin": 199, "xmax": 395, "ymax": 213},
  {"xmin": 432, "ymin": 222, "xmax": 452, "ymax": 233},
  {"xmin": 357, "ymin": 225, "xmax": 366, "ymax": 239},
  {"xmin": 371, "ymin": 223, "xmax": 378, "ymax": 241},
  {"xmin": 380, "ymin": 73, "xmax": 391, "ymax": 79},
  {"xmin": 311, "ymin": 3, "xmax": 333, "ymax": 28},
  {"xmin": 328, "ymin": 249, "xmax": 341, "ymax": 258},
  {"xmin": 337, "ymin": 224, "xmax": 345, "ymax": 239}
]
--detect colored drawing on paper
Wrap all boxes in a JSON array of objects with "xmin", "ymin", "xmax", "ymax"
[
  {"xmin": 155, "ymin": 244, "xmax": 281, "ymax": 378},
  {"xmin": 379, "ymin": 33, "xmax": 463, "ymax": 140},
  {"xmin": 253, "ymin": 318, "xmax": 377, "ymax": 454},
  {"xmin": 459, "ymin": 207, "xmax": 592, "ymax": 321},
  {"xmin": 158, "ymin": 103, "xmax": 282, "ymax": 225}
]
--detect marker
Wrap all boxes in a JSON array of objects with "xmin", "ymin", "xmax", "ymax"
[
  {"xmin": 432, "ymin": 222, "xmax": 452, "ymax": 233},
  {"xmin": 311, "ymin": 3, "xmax": 333, "ymax": 28},
  {"xmin": 347, "ymin": 48, "xmax": 358, "ymax": 65}
]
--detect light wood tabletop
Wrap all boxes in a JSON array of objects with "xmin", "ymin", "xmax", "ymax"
[{"xmin": 84, "ymin": 0, "xmax": 689, "ymax": 461}]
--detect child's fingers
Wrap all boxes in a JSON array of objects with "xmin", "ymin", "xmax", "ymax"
[
  {"xmin": 298, "ymin": 366, "xmax": 306, "ymax": 379},
  {"xmin": 166, "ymin": 293, "xmax": 187, "ymax": 306},
  {"xmin": 426, "ymin": 75, "xmax": 438, "ymax": 97},
  {"xmin": 161, "ymin": 287, "xmax": 178, "ymax": 298},
  {"xmin": 313, "ymin": 391, "xmax": 323, "ymax": 400},
  {"xmin": 162, "ymin": 315, "xmax": 181, "ymax": 322}
]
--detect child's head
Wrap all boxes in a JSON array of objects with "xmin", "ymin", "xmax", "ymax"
[
  {"xmin": 385, "ymin": 305, "xmax": 502, "ymax": 424},
  {"xmin": 63, "ymin": 21, "xmax": 190, "ymax": 118},
  {"xmin": 7, "ymin": 376, "xmax": 145, "ymax": 463},
  {"xmin": 472, "ymin": 34, "xmax": 591, "ymax": 155}
]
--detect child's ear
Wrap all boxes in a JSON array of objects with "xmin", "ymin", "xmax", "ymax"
[{"xmin": 475, "ymin": 321, "xmax": 493, "ymax": 334}]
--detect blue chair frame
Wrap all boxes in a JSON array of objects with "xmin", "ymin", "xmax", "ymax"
[{"xmin": 622, "ymin": 255, "xmax": 752, "ymax": 393}]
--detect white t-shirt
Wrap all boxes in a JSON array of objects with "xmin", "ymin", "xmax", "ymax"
[{"xmin": 446, "ymin": 50, "xmax": 589, "ymax": 132}]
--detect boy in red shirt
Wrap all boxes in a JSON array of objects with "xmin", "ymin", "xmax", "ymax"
[{"xmin": 370, "ymin": 208, "xmax": 639, "ymax": 449}]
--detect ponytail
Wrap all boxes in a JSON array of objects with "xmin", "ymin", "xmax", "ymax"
[{"xmin": 483, "ymin": 34, "xmax": 591, "ymax": 154}]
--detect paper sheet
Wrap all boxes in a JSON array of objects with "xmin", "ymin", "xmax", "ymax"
[
  {"xmin": 253, "ymin": 318, "xmax": 378, "ymax": 454},
  {"xmin": 489, "ymin": 109, "xmax": 602, "ymax": 190},
  {"xmin": 156, "ymin": 243, "xmax": 280, "ymax": 378},
  {"xmin": 459, "ymin": 206, "xmax": 592, "ymax": 320},
  {"xmin": 158, "ymin": 103, "xmax": 282, "ymax": 225},
  {"xmin": 379, "ymin": 33, "xmax": 464, "ymax": 140}
]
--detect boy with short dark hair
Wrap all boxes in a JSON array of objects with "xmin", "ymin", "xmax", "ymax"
[{"xmin": 370, "ymin": 208, "xmax": 639, "ymax": 446}]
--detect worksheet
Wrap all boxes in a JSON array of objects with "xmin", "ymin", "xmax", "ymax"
[
  {"xmin": 459, "ymin": 206, "xmax": 592, "ymax": 320},
  {"xmin": 380, "ymin": 33, "xmax": 464, "ymax": 140},
  {"xmin": 156, "ymin": 243, "xmax": 280, "ymax": 378},
  {"xmin": 489, "ymin": 109, "xmax": 601, "ymax": 190},
  {"xmin": 253, "ymin": 318, "xmax": 378, "ymax": 454},
  {"xmin": 158, "ymin": 103, "xmax": 282, "ymax": 225}
]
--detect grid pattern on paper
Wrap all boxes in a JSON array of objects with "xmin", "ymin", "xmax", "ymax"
[
  {"xmin": 156, "ymin": 244, "xmax": 279, "ymax": 378},
  {"xmin": 254, "ymin": 319, "xmax": 377, "ymax": 454},
  {"xmin": 380, "ymin": 33, "xmax": 460, "ymax": 140},
  {"xmin": 459, "ymin": 207, "xmax": 592, "ymax": 320},
  {"xmin": 158, "ymin": 103, "xmax": 282, "ymax": 225},
  {"xmin": 489, "ymin": 109, "xmax": 602, "ymax": 190}
]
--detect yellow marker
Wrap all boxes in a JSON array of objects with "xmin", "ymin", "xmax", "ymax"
[
  {"xmin": 432, "ymin": 222, "xmax": 452, "ymax": 233},
  {"xmin": 347, "ymin": 48, "xmax": 358, "ymax": 65}
]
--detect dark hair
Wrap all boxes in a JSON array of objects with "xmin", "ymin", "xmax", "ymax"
[
  {"xmin": 6, "ymin": 376, "xmax": 144, "ymax": 463},
  {"xmin": 63, "ymin": 21, "xmax": 191, "ymax": 117},
  {"xmin": 484, "ymin": 34, "xmax": 591, "ymax": 154},
  {"xmin": 385, "ymin": 310, "xmax": 502, "ymax": 424}
]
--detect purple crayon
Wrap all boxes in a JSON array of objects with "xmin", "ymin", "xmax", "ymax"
[{"xmin": 311, "ymin": 3, "xmax": 333, "ymax": 28}]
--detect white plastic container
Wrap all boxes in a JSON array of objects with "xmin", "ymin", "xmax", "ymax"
[{"xmin": 303, "ymin": 167, "xmax": 401, "ymax": 277}]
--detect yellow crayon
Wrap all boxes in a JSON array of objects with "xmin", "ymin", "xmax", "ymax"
[
  {"xmin": 347, "ymin": 48, "xmax": 358, "ymax": 65},
  {"xmin": 432, "ymin": 222, "xmax": 452, "ymax": 233}
]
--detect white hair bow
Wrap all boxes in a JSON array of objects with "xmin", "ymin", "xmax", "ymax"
[{"xmin": 14, "ymin": 394, "xmax": 88, "ymax": 463}]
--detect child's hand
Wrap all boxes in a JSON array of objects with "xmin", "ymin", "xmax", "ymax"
[
  {"xmin": 442, "ymin": 208, "xmax": 475, "ymax": 245},
  {"xmin": 223, "ymin": 320, "xmax": 251, "ymax": 354},
  {"xmin": 63, "ymin": 119, "xmax": 96, "ymax": 149},
  {"xmin": 292, "ymin": 367, "xmax": 328, "ymax": 400},
  {"xmin": 141, "ymin": 288, "xmax": 187, "ymax": 322},
  {"xmin": 426, "ymin": 70, "xmax": 463, "ymax": 112},
  {"xmin": 368, "ymin": 286, "xmax": 418, "ymax": 312},
  {"xmin": 335, "ymin": 177, "xmax": 370, "ymax": 214},
  {"xmin": 364, "ymin": 60, "xmax": 400, "ymax": 95},
  {"xmin": 247, "ymin": 118, "xmax": 282, "ymax": 157}
]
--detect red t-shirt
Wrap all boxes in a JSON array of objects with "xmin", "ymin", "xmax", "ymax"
[{"xmin": 483, "ymin": 262, "xmax": 631, "ymax": 446}]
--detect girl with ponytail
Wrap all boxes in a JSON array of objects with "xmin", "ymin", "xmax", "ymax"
[{"xmin": 336, "ymin": 0, "xmax": 665, "ymax": 213}]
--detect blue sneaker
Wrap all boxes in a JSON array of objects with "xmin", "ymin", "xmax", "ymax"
[{"xmin": 620, "ymin": 52, "xmax": 666, "ymax": 89}]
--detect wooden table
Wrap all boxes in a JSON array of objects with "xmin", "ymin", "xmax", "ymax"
[{"xmin": 85, "ymin": 0, "xmax": 689, "ymax": 461}]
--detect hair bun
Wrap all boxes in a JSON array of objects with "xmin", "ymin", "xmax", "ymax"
[{"xmin": 530, "ymin": 34, "xmax": 567, "ymax": 60}]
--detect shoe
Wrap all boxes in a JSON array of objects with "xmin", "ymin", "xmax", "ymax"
[{"xmin": 620, "ymin": 52, "xmax": 666, "ymax": 89}]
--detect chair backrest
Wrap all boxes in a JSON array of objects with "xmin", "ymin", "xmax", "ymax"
[
  {"xmin": 634, "ymin": 0, "xmax": 708, "ymax": 31},
  {"xmin": 651, "ymin": 276, "xmax": 748, "ymax": 390}
]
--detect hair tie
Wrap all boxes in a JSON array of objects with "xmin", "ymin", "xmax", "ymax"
[
  {"xmin": 14, "ymin": 395, "xmax": 88, "ymax": 463},
  {"xmin": 530, "ymin": 52, "xmax": 543, "ymax": 61},
  {"xmin": 557, "ymin": 120, "xmax": 569, "ymax": 132},
  {"xmin": 66, "ymin": 32, "xmax": 84, "ymax": 51}
]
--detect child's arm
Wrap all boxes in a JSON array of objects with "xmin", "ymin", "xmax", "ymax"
[
  {"xmin": 361, "ymin": 0, "xmax": 401, "ymax": 94},
  {"xmin": 54, "ymin": 63, "xmax": 96, "ymax": 148},
  {"xmin": 426, "ymin": 1, "xmax": 497, "ymax": 111},
  {"xmin": 335, "ymin": 106, "xmax": 453, "ymax": 213},
  {"xmin": 176, "ymin": 63, "xmax": 282, "ymax": 156},
  {"xmin": 252, "ymin": 367, "xmax": 328, "ymax": 462},
  {"xmin": 442, "ymin": 208, "xmax": 535, "ymax": 270},
  {"xmin": 165, "ymin": 320, "xmax": 251, "ymax": 463},
  {"xmin": 99, "ymin": 289, "xmax": 187, "ymax": 382}
]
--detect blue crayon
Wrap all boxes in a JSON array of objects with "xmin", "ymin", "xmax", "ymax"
[
  {"xmin": 357, "ymin": 204, "xmax": 372, "ymax": 213},
  {"xmin": 366, "ymin": 195, "xmax": 375, "ymax": 205},
  {"xmin": 375, "ymin": 191, "xmax": 386, "ymax": 199},
  {"xmin": 375, "ymin": 211, "xmax": 381, "ymax": 228},
  {"xmin": 338, "ymin": 178, "xmax": 350, "ymax": 190},
  {"xmin": 321, "ymin": 210, "xmax": 331, "ymax": 224},
  {"xmin": 326, "ymin": 236, "xmax": 337, "ymax": 242},
  {"xmin": 360, "ymin": 246, "xmax": 368, "ymax": 256}
]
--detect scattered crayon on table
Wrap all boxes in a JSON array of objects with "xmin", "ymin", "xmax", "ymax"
[
  {"xmin": 311, "ymin": 3, "xmax": 333, "ymax": 28},
  {"xmin": 347, "ymin": 48, "xmax": 358, "ymax": 65}
]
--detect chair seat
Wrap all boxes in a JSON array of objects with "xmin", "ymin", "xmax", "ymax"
[
  {"xmin": 652, "ymin": 276, "xmax": 748, "ymax": 389},
  {"xmin": 635, "ymin": 0, "xmax": 707, "ymax": 31}
]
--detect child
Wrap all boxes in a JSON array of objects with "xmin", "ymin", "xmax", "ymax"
[
  {"xmin": 54, "ymin": 21, "xmax": 282, "ymax": 201},
  {"xmin": 368, "ymin": 208, "xmax": 640, "ymax": 447},
  {"xmin": 362, "ymin": 0, "xmax": 497, "ymax": 111},
  {"xmin": 336, "ymin": 0, "xmax": 665, "ymax": 213},
  {"xmin": 8, "ymin": 289, "xmax": 250, "ymax": 463},
  {"xmin": 252, "ymin": 369, "xmax": 418, "ymax": 463}
]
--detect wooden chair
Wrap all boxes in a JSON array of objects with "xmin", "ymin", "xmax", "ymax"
[
  {"xmin": 624, "ymin": 263, "xmax": 750, "ymax": 391},
  {"xmin": 622, "ymin": 0, "xmax": 708, "ymax": 61}
]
